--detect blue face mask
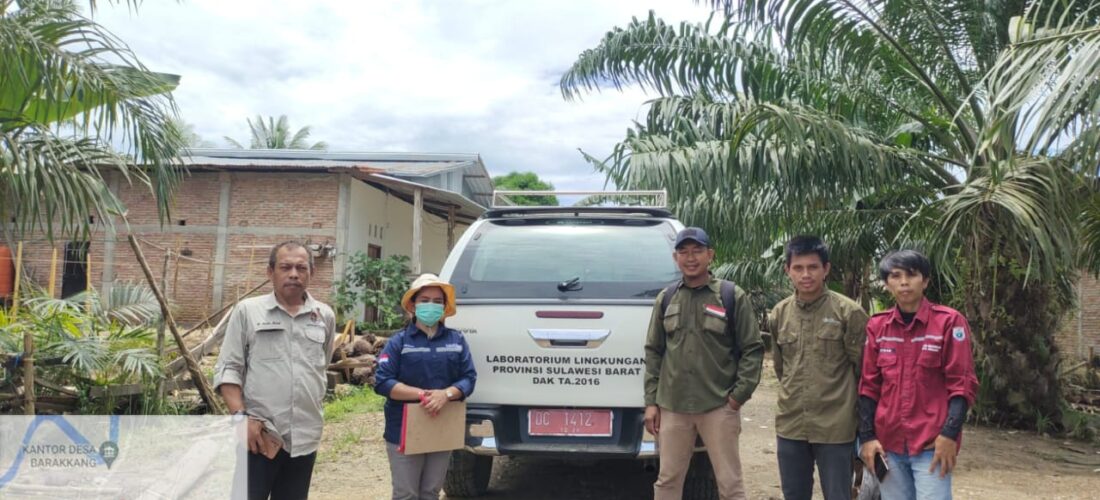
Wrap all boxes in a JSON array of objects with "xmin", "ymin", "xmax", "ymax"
[{"xmin": 415, "ymin": 303, "xmax": 445, "ymax": 327}]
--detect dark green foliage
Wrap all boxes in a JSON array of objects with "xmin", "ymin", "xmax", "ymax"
[
  {"xmin": 332, "ymin": 253, "xmax": 411, "ymax": 330},
  {"xmin": 492, "ymin": 171, "xmax": 559, "ymax": 206}
]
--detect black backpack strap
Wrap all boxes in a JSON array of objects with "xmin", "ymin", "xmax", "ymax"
[
  {"xmin": 659, "ymin": 283, "xmax": 678, "ymax": 319},
  {"xmin": 720, "ymin": 280, "xmax": 740, "ymax": 358}
]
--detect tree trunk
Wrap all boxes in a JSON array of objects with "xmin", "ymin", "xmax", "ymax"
[
  {"xmin": 957, "ymin": 234, "xmax": 1068, "ymax": 429},
  {"xmin": 126, "ymin": 233, "xmax": 223, "ymax": 413}
]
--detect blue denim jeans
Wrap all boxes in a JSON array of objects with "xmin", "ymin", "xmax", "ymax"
[{"xmin": 879, "ymin": 449, "xmax": 952, "ymax": 500}]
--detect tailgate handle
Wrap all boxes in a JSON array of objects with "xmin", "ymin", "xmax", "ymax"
[
  {"xmin": 550, "ymin": 339, "xmax": 587, "ymax": 347},
  {"xmin": 528, "ymin": 329, "xmax": 610, "ymax": 348}
]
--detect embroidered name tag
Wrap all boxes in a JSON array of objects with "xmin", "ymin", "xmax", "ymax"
[
  {"xmin": 255, "ymin": 320, "xmax": 283, "ymax": 331},
  {"xmin": 922, "ymin": 344, "xmax": 942, "ymax": 352},
  {"xmin": 437, "ymin": 344, "xmax": 464, "ymax": 353},
  {"xmin": 822, "ymin": 318, "xmax": 841, "ymax": 326},
  {"xmin": 704, "ymin": 304, "xmax": 725, "ymax": 319},
  {"xmin": 879, "ymin": 347, "xmax": 896, "ymax": 354}
]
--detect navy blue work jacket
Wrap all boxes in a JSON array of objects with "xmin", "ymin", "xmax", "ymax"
[{"xmin": 373, "ymin": 322, "xmax": 477, "ymax": 445}]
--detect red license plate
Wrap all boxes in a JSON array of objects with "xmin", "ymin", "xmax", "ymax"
[{"xmin": 528, "ymin": 409, "xmax": 613, "ymax": 437}]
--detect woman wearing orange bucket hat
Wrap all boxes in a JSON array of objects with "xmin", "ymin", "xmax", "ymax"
[{"xmin": 374, "ymin": 273, "xmax": 477, "ymax": 500}]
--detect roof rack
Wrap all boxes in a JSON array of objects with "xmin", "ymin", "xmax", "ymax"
[
  {"xmin": 491, "ymin": 190, "xmax": 667, "ymax": 209},
  {"xmin": 483, "ymin": 206, "xmax": 674, "ymax": 219}
]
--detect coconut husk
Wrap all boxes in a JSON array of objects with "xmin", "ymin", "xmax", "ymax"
[
  {"xmin": 350, "ymin": 367, "xmax": 375, "ymax": 385},
  {"xmin": 350, "ymin": 338, "xmax": 374, "ymax": 357}
]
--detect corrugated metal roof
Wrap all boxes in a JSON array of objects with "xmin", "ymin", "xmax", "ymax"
[
  {"xmin": 358, "ymin": 160, "xmax": 476, "ymax": 177},
  {"xmin": 181, "ymin": 155, "xmax": 478, "ymax": 178},
  {"xmin": 361, "ymin": 174, "xmax": 486, "ymax": 222},
  {"xmin": 184, "ymin": 148, "xmax": 480, "ymax": 163},
  {"xmin": 180, "ymin": 148, "xmax": 494, "ymax": 209}
]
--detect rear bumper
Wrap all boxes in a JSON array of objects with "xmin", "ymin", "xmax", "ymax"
[{"xmin": 462, "ymin": 404, "xmax": 657, "ymax": 459}]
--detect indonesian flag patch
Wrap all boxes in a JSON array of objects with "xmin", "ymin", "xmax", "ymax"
[
  {"xmin": 704, "ymin": 304, "xmax": 726, "ymax": 319},
  {"xmin": 379, "ymin": 353, "xmax": 390, "ymax": 364}
]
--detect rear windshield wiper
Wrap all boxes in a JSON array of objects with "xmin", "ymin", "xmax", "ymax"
[{"xmin": 557, "ymin": 277, "xmax": 583, "ymax": 292}]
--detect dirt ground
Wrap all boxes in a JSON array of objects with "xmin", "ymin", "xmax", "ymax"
[{"xmin": 310, "ymin": 363, "xmax": 1100, "ymax": 499}]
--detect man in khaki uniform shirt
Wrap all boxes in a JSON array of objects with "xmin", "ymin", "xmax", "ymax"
[
  {"xmin": 645, "ymin": 227, "xmax": 764, "ymax": 500},
  {"xmin": 766, "ymin": 236, "xmax": 868, "ymax": 500},
  {"xmin": 214, "ymin": 241, "xmax": 336, "ymax": 500}
]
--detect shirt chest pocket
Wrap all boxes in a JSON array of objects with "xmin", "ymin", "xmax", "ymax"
[
  {"xmin": 815, "ymin": 323, "xmax": 844, "ymax": 359},
  {"xmin": 775, "ymin": 326, "xmax": 799, "ymax": 379},
  {"xmin": 442, "ymin": 345, "xmax": 465, "ymax": 379},
  {"xmin": 663, "ymin": 303, "xmax": 683, "ymax": 337},
  {"xmin": 917, "ymin": 349, "xmax": 942, "ymax": 368},
  {"xmin": 399, "ymin": 346, "xmax": 431, "ymax": 376},
  {"xmin": 303, "ymin": 325, "xmax": 328, "ymax": 366},
  {"xmin": 703, "ymin": 313, "xmax": 733, "ymax": 350},
  {"xmin": 251, "ymin": 326, "xmax": 285, "ymax": 361},
  {"xmin": 876, "ymin": 351, "xmax": 899, "ymax": 381}
]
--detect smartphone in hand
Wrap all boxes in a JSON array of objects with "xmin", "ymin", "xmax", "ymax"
[{"xmin": 874, "ymin": 453, "xmax": 889, "ymax": 482}]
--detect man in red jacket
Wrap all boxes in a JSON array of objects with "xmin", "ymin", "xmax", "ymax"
[{"xmin": 858, "ymin": 250, "xmax": 979, "ymax": 499}]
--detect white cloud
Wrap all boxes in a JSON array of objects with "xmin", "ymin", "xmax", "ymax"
[{"xmin": 93, "ymin": 0, "xmax": 712, "ymax": 191}]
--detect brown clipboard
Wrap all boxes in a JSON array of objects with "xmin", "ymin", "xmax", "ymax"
[{"xmin": 398, "ymin": 401, "xmax": 466, "ymax": 455}]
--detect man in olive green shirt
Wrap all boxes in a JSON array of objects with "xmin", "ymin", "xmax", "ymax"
[
  {"xmin": 765, "ymin": 236, "xmax": 868, "ymax": 500},
  {"xmin": 645, "ymin": 227, "xmax": 764, "ymax": 500}
]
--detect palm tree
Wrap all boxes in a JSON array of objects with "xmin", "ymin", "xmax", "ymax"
[
  {"xmin": 224, "ymin": 114, "xmax": 328, "ymax": 150},
  {"xmin": 1, "ymin": 0, "xmax": 186, "ymax": 240},
  {"xmin": 561, "ymin": 1, "xmax": 1100, "ymax": 426}
]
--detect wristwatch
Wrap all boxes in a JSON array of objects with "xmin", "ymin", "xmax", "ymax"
[
  {"xmin": 231, "ymin": 410, "xmax": 247, "ymax": 424},
  {"xmin": 445, "ymin": 389, "xmax": 455, "ymax": 400}
]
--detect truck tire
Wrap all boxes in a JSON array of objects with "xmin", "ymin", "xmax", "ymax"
[
  {"xmin": 443, "ymin": 451, "xmax": 492, "ymax": 498},
  {"xmin": 683, "ymin": 453, "xmax": 719, "ymax": 500}
]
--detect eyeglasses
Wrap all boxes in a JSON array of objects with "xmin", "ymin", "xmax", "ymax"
[{"xmin": 675, "ymin": 248, "xmax": 709, "ymax": 257}]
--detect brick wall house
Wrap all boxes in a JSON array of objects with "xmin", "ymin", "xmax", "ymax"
[
  {"xmin": 1058, "ymin": 273, "xmax": 1100, "ymax": 361},
  {"xmin": 5, "ymin": 149, "xmax": 491, "ymax": 324}
]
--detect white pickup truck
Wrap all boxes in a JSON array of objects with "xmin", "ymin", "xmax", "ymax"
[{"xmin": 438, "ymin": 191, "xmax": 718, "ymax": 499}]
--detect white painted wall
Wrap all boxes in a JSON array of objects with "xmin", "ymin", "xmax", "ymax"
[{"xmin": 345, "ymin": 180, "xmax": 469, "ymax": 275}]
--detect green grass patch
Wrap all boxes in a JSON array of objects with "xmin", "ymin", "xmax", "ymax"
[
  {"xmin": 324, "ymin": 385, "xmax": 385, "ymax": 423},
  {"xmin": 1063, "ymin": 408, "xmax": 1100, "ymax": 442}
]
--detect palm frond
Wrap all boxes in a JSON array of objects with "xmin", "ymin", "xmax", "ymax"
[
  {"xmin": 112, "ymin": 348, "xmax": 162, "ymax": 380},
  {"xmin": 1080, "ymin": 183, "xmax": 1100, "ymax": 274},
  {"xmin": 0, "ymin": 0, "xmax": 186, "ymax": 236},
  {"xmin": 0, "ymin": 129, "xmax": 128, "ymax": 239},
  {"xmin": 919, "ymin": 158, "xmax": 1079, "ymax": 284},
  {"xmin": 48, "ymin": 335, "xmax": 108, "ymax": 375},
  {"xmin": 984, "ymin": 3, "xmax": 1100, "ymax": 161},
  {"xmin": 50, "ymin": 282, "xmax": 161, "ymax": 326}
]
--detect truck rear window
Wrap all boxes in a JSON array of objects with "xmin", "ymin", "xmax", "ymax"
[{"xmin": 449, "ymin": 218, "xmax": 680, "ymax": 300}]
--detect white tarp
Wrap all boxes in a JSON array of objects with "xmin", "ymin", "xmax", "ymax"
[{"xmin": 0, "ymin": 416, "xmax": 245, "ymax": 499}]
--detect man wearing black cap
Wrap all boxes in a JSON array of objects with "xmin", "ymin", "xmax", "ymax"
[{"xmin": 644, "ymin": 227, "xmax": 764, "ymax": 500}]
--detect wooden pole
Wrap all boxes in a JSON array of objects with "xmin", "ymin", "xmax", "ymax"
[
  {"xmin": 171, "ymin": 237, "xmax": 182, "ymax": 304},
  {"xmin": 338, "ymin": 320, "xmax": 354, "ymax": 382},
  {"xmin": 1090, "ymin": 346, "xmax": 1096, "ymax": 380},
  {"xmin": 22, "ymin": 330, "xmax": 34, "ymax": 415},
  {"xmin": 85, "ymin": 246, "xmax": 92, "ymax": 314},
  {"xmin": 47, "ymin": 247, "xmax": 58, "ymax": 298},
  {"xmin": 412, "ymin": 187, "xmax": 423, "ymax": 275},
  {"xmin": 205, "ymin": 258, "xmax": 214, "ymax": 320},
  {"xmin": 447, "ymin": 205, "xmax": 456, "ymax": 251},
  {"xmin": 156, "ymin": 249, "xmax": 170, "ymax": 398},
  {"xmin": 10, "ymin": 242, "xmax": 22, "ymax": 318},
  {"xmin": 126, "ymin": 233, "xmax": 223, "ymax": 413},
  {"xmin": 243, "ymin": 236, "xmax": 256, "ymax": 301}
]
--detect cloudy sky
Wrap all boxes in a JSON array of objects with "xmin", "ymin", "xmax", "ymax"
[{"xmin": 93, "ymin": 1, "xmax": 713, "ymax": 192}]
